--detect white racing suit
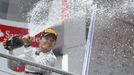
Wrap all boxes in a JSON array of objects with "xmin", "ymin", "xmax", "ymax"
[{"xmin": 8, "ymin": 47, "xmax": 57, "ymax": 75}]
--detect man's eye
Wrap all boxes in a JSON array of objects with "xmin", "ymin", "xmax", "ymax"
[
  {"xmin": 45, "ymin": 37, "xmax": 55, "ymax": 42},
  {"xmin": 50, "ymin": 39, "xmax": 55, "ymax": 42}
]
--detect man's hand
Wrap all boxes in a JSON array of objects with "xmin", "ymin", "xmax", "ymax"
[
  {"xmin": 3, "ymin": 38, "xmax": 11, "ymax": 50},
  {"xmin": 22, "ymin": 35, "xmax": 31, "ymax": 48},
  {"xmin": 2, "ymin": 35, "xmax": 23, "ymax": 50}
]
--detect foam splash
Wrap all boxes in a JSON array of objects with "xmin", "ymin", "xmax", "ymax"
[
  {"xmin": 27, "ymin": 0, "xmax": 93, "ymax": 36},
  {"xmin": 27, "ymin": 0, "xmax": 61, "ymax": 36},
  {"xmin": 96, "ymin": 0, "xmax": 134, "ymax": 19},
  {"xmin": 90, "ymin": 0, "xmax": 134, "ymax": 74}
]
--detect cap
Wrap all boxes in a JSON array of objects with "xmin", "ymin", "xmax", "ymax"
[{"xmin": 41, "ymin": 28, "xmax": 58, "ymax": 41}]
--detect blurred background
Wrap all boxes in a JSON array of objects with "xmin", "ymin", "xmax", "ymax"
[{"xmin": 0, "ymin": 0, "xmax": 134, "ymax": 75}]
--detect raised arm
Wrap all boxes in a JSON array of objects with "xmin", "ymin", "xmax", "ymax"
[{"xmin": 2, "ymin": 35, "xmax": 28, "ymax": 72}]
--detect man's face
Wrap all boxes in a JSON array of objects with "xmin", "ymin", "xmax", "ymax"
[{"xmin": 39, "ymin": 35, "xmax": 56, "ymax": 52}]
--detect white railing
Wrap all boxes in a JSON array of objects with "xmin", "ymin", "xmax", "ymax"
[
  {"xmin": 0, "ymin": 52, "xmax": 77, "ymax": 75},
  {"xmin": 0, "ymin": 69, "xmax": 16, "ymax": 75}
]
